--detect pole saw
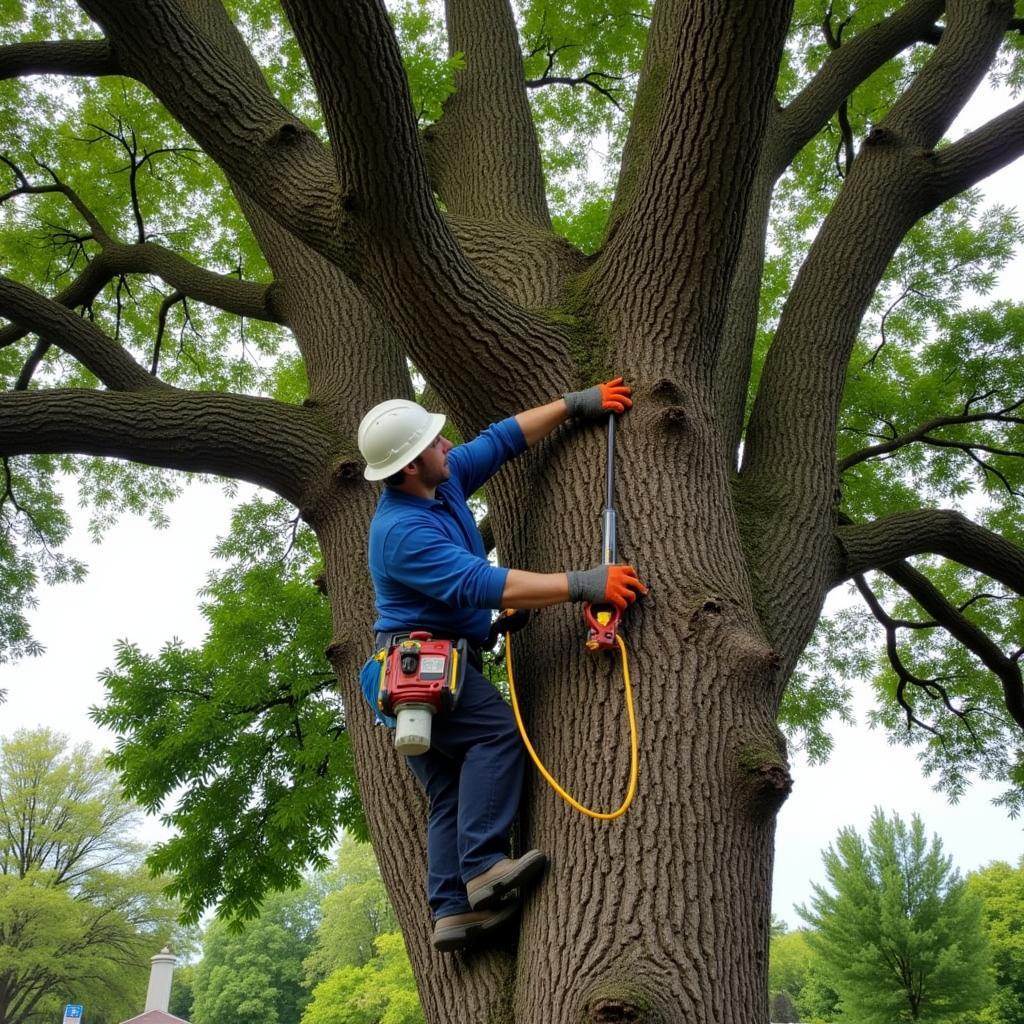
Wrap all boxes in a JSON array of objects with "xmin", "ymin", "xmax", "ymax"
[{"xmin": 583, "ymin": 411, "xmax": 622, "ymax": 651}]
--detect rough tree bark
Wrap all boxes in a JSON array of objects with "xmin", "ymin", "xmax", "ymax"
[{"xmin": 2, "ymin": 1, "xmax": 1024, "ymax": 1022}]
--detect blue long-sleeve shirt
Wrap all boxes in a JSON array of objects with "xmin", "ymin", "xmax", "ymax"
[{"xmin": 368, "ymin": 416, "xmax": 528, "ymax": 647}]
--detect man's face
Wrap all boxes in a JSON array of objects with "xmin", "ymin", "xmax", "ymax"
[{"xmin": 413, "ymin": 433, "xmax": 452, "ymax": 487}]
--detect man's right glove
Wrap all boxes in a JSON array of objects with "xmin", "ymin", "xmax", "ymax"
[
  {"xmin": 563, "ymin": 376, "xmax": 633, "ymax": 420},
  {"xmin": 567, "ymin": 564, "xmax": 648, "ymax": 610}
]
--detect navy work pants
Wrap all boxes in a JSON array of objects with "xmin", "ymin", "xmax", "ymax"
[{"xmin": 405, "ymin": 663, "xmax": 525, "ymax": 920}]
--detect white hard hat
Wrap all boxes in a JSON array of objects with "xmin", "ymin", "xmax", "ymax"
[{"xmin": 358, "ymin": 399, "xmax": 447, "ymax": 481}]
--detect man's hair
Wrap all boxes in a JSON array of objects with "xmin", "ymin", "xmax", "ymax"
[{"xmin": 383, "ymin": 467, "xmax": 407, "ymax": 487}]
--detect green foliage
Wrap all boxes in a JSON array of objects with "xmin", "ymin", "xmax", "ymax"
[
  {"xmin": 519, "ymin": 0, "xmax": 650, "ymax": 238},
  {"xmin": 963, "ymin": 859, "xmax": 1024, "ymax": 1024},
  {"xmin": 389, "ymin": 0, "xmax": 464, "ymax": 124},
  {"xmin": 790, "ymin": 191, "xmax": 1024, "ymax": 802},
  {"xmin": 298, "ymin": 836, "xmax": 418, "ymax": 1024},
  {"xmin": 168, "ymin": 962, "xmax": 196, "ymax": 1021},
  {"xmin": 93, "ymin": 497, "xmax": 365, "ymax": 926},
  {"xmin": 191, "ymin": 884, "xmax": 320, "ymax": 1024},
  {"xmin": 0, "ymin": 459, "xmax": 84, "ymax": 662},
  {"xmin": 301, "ymin": 933, "xmax": 423, "ymax": 1024},
  {"xmin": 798, "ymin": 808, "xmax": 993, "ymax": 1022},
  {"xmin": 768, "ymin": 928, "xmax": 840, "ymax": 1023},
  {"xmin": 0, "ymin": 728, "xmax": 179, "ymax": 1024},
  {"xmin": 303, "ymin": 835, "xmax": 399, "ymax": 985}
]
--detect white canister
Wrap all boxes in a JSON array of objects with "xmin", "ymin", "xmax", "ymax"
[{"xmin": 394, "ymin": 703, "xmax": 435, "ymax": 756}]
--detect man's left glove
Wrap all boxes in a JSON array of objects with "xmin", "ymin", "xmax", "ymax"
[{"xmin": 563, "ymin": 376, "xmax": 633, "ymax": 420}]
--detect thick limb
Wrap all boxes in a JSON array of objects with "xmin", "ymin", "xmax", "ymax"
[
  {"xmin": 835, "ymin": 509, "xmax": 1024, "ymax": 594},
  {"xmin": 593, "ymin": 0, "xmax": 794, "ymax": 381},
  {"xmin": 0, "ymin": 39, "xmax": 119, "ymax": 79},
  {"xmin": 423, "ymin": 0, "xmax": 550, "ymax": 227},
  {"xmin": 0, "ymin": 276, "xmax": 159, "ymax": 391},
  {"xmin": 0, "ymin": 388, "xmax": 334, "ymax": 506}
]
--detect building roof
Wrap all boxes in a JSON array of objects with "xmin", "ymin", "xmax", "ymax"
[{"xmin": 118, "ymin": 1012, "xmax": 189, "ymax": 1024}]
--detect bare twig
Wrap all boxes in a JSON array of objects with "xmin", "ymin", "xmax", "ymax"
[
  {"xmin": 863, "ymin": 286, "xmax": 927, "ymax": 368},
  {"xmin": 853, "ymin": 572, "xmax": 978, "ymax": 741},
  {"xmin": 822, "ymin": 4, "xmax": 856, "ymax": 178},
  {"xmin": 525, "ymin": 69, "xmax": 625, "ymax": 109},
  {"xmin": 840, "ymin": 397, "xmax": 1024, "ymax": 472}
]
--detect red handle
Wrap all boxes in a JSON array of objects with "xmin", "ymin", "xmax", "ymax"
[{"xmin": 583, "ymin": 602, "xmax": 621, "ymax": 652}]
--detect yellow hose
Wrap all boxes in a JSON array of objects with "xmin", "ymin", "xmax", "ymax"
[{"xmin": 504, "ymin": 631, "xmax": 638, "ymax": 820}]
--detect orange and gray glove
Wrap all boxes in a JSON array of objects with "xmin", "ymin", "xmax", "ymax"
[
  {"xmin": 563, "ymin": 376, "xmax": 633, "ymax": 420},
  {"xmin": 568, "ymin": 564, "xmax": 648, "ymax": 611}
]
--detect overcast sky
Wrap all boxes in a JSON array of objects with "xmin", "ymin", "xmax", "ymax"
[{"xmin": 1, "ymin": 79, "xmax": 1022, "ymax": 925}]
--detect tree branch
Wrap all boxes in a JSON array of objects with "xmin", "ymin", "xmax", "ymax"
[
  {"xmin": 0, "ymin": 156, "xmax": 282, "ymax": 336},
  {"xmin": 0, "ymin": 275, "xmax": 159, "ymax": 391},
  {"xmin": 854, "ymin": 573, "xmax": 950, "ymax": 736},
  {"xmin": 77, "ymin": 0, "xmax": 346, "ymax": 264},
  {"xmin": 713, "ymin": 1, "xmax": 948, "ymax": 460},
  {"xmin": 524, "ymin": 71, "xmax": 624, "ymax": 110},
  {"xmin": 925, "ymin": 97, "xmax": 1024, "ymax": 206},
  {"xmin": 1, "ymin": 155, "xmax": 112, "ymax": 244},
  {"xmin": 839, "ymin": 398, "xmax": 1024, "ymax": 471},
  {"xmin": 879, "ymin": 560, "xmax": 1024, "ymax": 731},
  {"xmin": 835, "ymin": 508, "xmax": 1024, "ymax": 595},
  {"xmin": 0, "ymin": 388, "xmax": 334, "ymax": 506},
  {"xmin": 0, "ymin": 39, "xmax": 119, "ymax": 81},
  {"xmin": 421, "ymin": 0, "xmax": 551, "ymax": 226},
  {"xmin": 775, "ymin": 0, "xmax": 945, "ymax": 170},
  {"xmin": 79, "ymin": 0, "xmax": 573, "ymax": 423},
  {"xmin": 884, "ymin": 0, "xmax": 1012, "ymax": 148}
]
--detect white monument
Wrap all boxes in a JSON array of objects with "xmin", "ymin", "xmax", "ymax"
[{"xmin": 144, "ymin": 947, "xmax": 176, "ymax": 1014}]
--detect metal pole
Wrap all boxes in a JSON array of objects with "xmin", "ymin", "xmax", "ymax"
[{"xmin": 602, "ymin": 412, "xmax": 617, "ymax": 565}]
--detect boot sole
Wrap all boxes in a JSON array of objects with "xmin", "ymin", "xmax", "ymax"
[
  {"xmin": 467, "ymin": 849, "xmax": 548, "ymax": 910},
  {"xmin": 432, "ymin": 903, "xmax": 518, "ymax": 953}
]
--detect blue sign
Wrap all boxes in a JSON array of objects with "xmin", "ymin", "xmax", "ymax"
[{"xmin": 64, "ymin": 1008, "xmax": 83, "ymax": 1020}]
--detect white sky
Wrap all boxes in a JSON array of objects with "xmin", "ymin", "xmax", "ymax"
[{"xmin": 1, "ymin": 79, "xmax": 1023, "ymax": 925}]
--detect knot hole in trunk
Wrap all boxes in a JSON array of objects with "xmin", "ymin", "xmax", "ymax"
[{"xmin": 589, "ymin": 998, "xmax": 644, "ymax": 1023}]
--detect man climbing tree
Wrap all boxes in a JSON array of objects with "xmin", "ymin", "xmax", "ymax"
[{"xmin": 2, "ymin": 1, "xmax": 1024, "ymax": 1022}]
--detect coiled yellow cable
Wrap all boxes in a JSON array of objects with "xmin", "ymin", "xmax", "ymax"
[{"xmin": 504, "ymin": 631, "xmax": 638, "ymax": 820}]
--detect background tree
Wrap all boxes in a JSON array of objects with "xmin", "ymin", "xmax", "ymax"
[
  {"xmin": 2, "ymin": 1, "xmax": 1024, "ymax": 1021},
  {"xmin": 301, "ymin": 933, "xmax": 423, "ymax": 1024},
  {"xmin": 769, "ymin": 926, "xmax": 840, "ymax": 1023},
  {"xmin": 0, "ymin": 728, "xmax": 178, "ymax": 1024},
  {"xmin": 798, "ymin": 808, "xmax": 992, "ymax": 1022},
  {"xmin": 190, "ymin": 883, "xmax": 320, "ymax": 1024},
  {"xmin": 303, "ymin": 834, "xmax": 399, "ymax": 985},
  {"xmin": 167, "ymin": 963, "xmax": 195, "ymax": 1023},
  {"xmin": 300, "ymin": 834, "xmax": 417, "ymax": 1024},
  {"xmin": 963, "ymin": 858, "xmax": 1024, "ymax": 1024}
]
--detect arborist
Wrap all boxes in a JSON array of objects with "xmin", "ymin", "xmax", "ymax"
[{"xmin": 357, "ymin": 379, "xmax": 647, "ymax": 953}]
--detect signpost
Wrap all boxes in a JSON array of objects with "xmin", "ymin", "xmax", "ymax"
[{"xmin": 63, "ymin": 1006, "xmax": 83, "ymax": 1024}]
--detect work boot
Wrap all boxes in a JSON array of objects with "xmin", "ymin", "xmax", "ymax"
[
  {"xmin": 431, "ymin": 904, "xmax": 518, "ymax": 953},
  {"xmin": 466, "ymin": 849, "xmax": 548, "ymax": 910}
]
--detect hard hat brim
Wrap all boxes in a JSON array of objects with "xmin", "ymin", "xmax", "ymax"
[{"xmin": 363, "ymin": 411, "xmax": 447, "ymax": 480}]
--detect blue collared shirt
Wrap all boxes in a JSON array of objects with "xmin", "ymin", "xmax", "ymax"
[{"xmin": 368, "ymin": 416, "xmax": 527, "ymax": 647}]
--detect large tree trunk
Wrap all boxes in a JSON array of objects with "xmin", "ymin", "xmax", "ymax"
[{"xmin": 6, "ymin": 0, "xmax": 1024, "ymax": 1021}]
